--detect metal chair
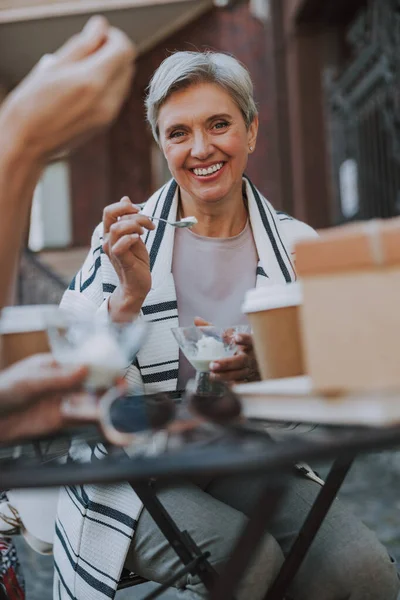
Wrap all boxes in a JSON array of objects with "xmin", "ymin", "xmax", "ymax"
[
  {"xmin": 118, "ymin": 570, "xmax": 148, "ymax": 590},
  {"xmin": 114, "ymin": 480, "xmax": 218, "ymax": 600},
  {"xmin": 0, "ymin": 583, "xmax": 8, "ymax": 600}
]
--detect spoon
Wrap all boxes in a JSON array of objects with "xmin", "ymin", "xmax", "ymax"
[{"xmin": 147, "ymin": 215, "xmax": 198, "ymax": 228}]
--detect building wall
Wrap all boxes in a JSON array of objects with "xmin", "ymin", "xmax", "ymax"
[
  {"xmin": 275, "ymin": 0, "xmax": 333, "ymax": 229},
  {"xmin": 70, "ymin": 132, "xmax": 110, "ymax": 247},
  {"xmin": 70, "ymin": 0, "xmax": 280, "ymax": 246},
  {"xmin": 270, "ymin": 0, "xmax": 368, "ymax": 230}
]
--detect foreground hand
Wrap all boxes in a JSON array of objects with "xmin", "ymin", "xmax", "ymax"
[
  {"xmin": 104, "ymin": 196, "xmax": 156, "ymax": 319},
  {"xmin": 194, "ymin": 317, "xmax": 260, "ymax": 383},
  {"xmin": 0, "ymin": 354, "xmax": 88, "ymax": 442},
  {"xmin": 1, "ymin": 16, "xmax": 135, "ymax": 162}
]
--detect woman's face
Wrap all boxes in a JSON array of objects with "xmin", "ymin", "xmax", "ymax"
[{"xmin": 158, "ymin": 82, "xmax": 258, "ymax": 206}]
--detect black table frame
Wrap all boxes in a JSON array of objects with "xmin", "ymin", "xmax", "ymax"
[
  {"xmin": 210, "ymin": 455, "xmax": 354, "ymax": 600},
  {"xmin": 122, "ymin": 455, "xmax": 353, "ymax": 600},
  {"xmin": 1, "ymin": 424, "xmax": 400, "ymax": 600},
  {"xmin": 132, "ymin": 481, "xmax": 219, "ymax": 597}
]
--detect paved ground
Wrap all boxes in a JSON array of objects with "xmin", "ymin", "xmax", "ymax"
[{"xmin": 13, "ymin": 450, "xmax": 400, "ymax": 599}]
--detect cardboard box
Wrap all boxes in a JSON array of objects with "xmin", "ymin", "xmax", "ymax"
[{"xmin": 296, "ymin": 218, "xmax": 400, "ymax": 393}]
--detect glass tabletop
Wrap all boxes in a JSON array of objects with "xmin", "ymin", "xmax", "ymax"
[{"xmin": 2, "ymin": 385, "xmax": 400, "ymax": 491}]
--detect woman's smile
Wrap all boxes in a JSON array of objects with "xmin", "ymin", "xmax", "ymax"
[{"xmin": 189, "ymin": 161, "xmax": 226, "ymax": 181}]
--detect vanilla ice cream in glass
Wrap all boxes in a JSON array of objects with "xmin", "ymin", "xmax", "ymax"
[{"xmin": 172, "ymin": 324, "xmax": 248, "ymax": 394}]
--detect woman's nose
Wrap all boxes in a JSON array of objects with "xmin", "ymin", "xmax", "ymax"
[{"xmin": 190, "ymin": 132, "xmax": 212, "ymax": 159}]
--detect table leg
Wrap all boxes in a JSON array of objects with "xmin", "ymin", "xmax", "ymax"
[
  {"xmin": 264, "ymin": 456, "xmax": 354, "ymax": 600},
  {"xmin": 208, "ymin": 477, "xmax": 288, "ymax": 600},
  {"xmin": 131, "ymin": 481, "xmax": 219, "ymax": 593}
]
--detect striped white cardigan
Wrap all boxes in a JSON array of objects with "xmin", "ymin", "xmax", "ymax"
[{"xmin": 54, "ymin": 177, "xmax": 317, "ymax": 600}]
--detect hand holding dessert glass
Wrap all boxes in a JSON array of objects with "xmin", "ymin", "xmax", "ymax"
[
  {"xmin": 171, "ymin": 324, "xmax": 247, "ymax": 421},
  {"xmin": 172, "ymin": 325, "xmax": 248, "ymax": 388},
  {"xmin": 46, "ymin": 314, "xmax": 170, "ymax": 445}
]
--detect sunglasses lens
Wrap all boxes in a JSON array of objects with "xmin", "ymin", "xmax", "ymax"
[
  {"xmin": 108, "ymin": 393, "xmax": 176, "ymax": 434},
  {"xmin": 109, "ymin": 395, "xmax": 149, "ymax": 434},
  {"xmin": 186, "ymin": 382, "xmax": 242, "ymax": 424}
]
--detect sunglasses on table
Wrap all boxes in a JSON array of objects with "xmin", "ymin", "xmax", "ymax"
[{"xmin": 62, "ymin": 382, "xmax": 242, "ymax": 447}]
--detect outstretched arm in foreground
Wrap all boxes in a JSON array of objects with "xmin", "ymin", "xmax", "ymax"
[{"xmin": 0, "ymin": 16, "xmax": 135, "ymax": 309}]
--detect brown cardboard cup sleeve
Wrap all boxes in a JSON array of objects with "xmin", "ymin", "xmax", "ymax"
[{"xmin": 242, "ymin": 283, "xmax": 304, "ymax": 380}]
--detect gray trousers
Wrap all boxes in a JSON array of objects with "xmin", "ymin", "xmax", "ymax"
[{"xmin": 125, "ymin": 470, "xmax": 399, "ymax": 600}]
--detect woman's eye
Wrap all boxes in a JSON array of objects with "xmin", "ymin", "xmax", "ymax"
[
  {"xmin": 213, "ymin": 121, "xmax": 229, "ymax": 130},
  {"xmin": 169, "ymin": 131, "xmax": 185, "ymax": 139}
]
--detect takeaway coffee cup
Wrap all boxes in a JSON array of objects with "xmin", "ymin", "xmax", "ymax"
[
  {"xmin": 242, "ymin": 283, "xmax": 304, "ymax": 380},
  {"xmin": 0, "ymin": 305, "xmax": 64, "ymax": 368}
]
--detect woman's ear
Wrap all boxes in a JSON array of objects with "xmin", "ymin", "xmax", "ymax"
[{"xmin": 247, "ymin": 115, "xmax": 259, "ymax": 153}]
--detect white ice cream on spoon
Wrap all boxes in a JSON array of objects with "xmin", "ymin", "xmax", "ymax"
[{"xmin": 180, "ymin": 216, "xmax": 198, "ymax": 225}]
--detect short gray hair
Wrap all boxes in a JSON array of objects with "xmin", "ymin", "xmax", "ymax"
[{"xmin": 146, "ymin": 51, "xmax": 258, "ymax": 142}]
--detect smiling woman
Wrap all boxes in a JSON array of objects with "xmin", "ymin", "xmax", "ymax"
[
  {"xmin": 157, "ymin": 82, "xmax": 258, "ymax": 227},
  {"xmin": 56, "ymin": 50, "xmax": 400, "ymax": 600},
  {"xmin": 147, "ymin": 52, "xmax": 258, "ymax": 233}
]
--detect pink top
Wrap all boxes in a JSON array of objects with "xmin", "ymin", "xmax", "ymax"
[{"xmin": 172, "ymin": 220, "xmax": 258, "ymax": 388}]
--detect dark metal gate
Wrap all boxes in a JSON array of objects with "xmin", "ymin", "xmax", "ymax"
[{"xmin": 324, "ymin": 0, "xmax": 400, "ymax": 224}]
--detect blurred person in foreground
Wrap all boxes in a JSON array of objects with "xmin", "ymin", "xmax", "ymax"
[
  {"xmin": 0, "ymin": 16, "xmax": 135, "ymax": 442},
  {"xmin": 57, "ymin": 51, "xmax": 400, "ymax": 599},
  {"xmin": 0, "ymin": 18, "xmax": 134, "ymax": 598}
]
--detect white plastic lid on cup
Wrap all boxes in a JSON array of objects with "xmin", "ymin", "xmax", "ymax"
[
  {"xmin": 0, "ymin": 305, "xmax": 66, "ymax": 334},
  {"xmin": 242, "ymin": 282, "xmax": 302, "ymax": 314}
]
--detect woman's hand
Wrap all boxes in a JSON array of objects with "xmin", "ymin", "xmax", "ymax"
[
  {"xmin": 194, "ymin": 317, "xmax": 260, "ymax": 384},
  {"xmin": 103, "ymin": 196, "xmax": 155, "ymax": 320},
  {"xmin": 210, "ymin": 333, "xmax": 260, "ymax": 383},
  {"xmin": 0, "ymin": 354, "xmax": 88, "ymax": 442}
]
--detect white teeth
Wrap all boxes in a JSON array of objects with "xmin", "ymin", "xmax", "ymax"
[{"xmin": 193, "ymin": 163, "xmax": 223, "ymax": 176}]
